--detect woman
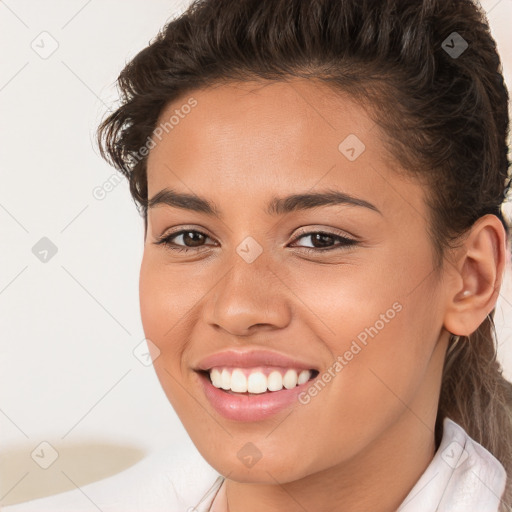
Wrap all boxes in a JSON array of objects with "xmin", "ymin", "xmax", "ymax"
[{"xmin": 6, "ymin": 0, "xmax": 511, "ymax": 510}]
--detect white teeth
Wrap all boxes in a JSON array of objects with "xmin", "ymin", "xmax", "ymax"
[
  {"xmin": 207, "ymin": 367, "xmax": 313, "ymax": 393},
  {"xmin": 221, "ymin": 369, "xmax": 231, "ymax": 390},
  {"xmin": 247, "ymin": 372, "xmax": 268, "ymax": 394},
  {"xmin": 230, "ymin": 369, "xmax": 247, "ymax": 392},
  {"xmin": 283, "ymin": 369, "xmax": 298, "ymax": 389},
  {"xmin": 267, "ymin": 371, "xmax": 283, "ymax": 391},
  {"xmin": 298, "ymin": 370, "xmax": 310, "ymax": 385},
  {"xmin": 210, "ymin": 368, "xmax": 222, "ymax": 388}
]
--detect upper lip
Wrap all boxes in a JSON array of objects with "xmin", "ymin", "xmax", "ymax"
[{"xmin": 195, "ymin": 349, "xmax": 319, "ymax": 372}]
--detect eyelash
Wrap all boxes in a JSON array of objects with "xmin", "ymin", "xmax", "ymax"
[{"xmin": 154, "ymin": 228, "xmax": 359, "ymax": 254}]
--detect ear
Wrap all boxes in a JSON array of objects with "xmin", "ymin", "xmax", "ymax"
[{"xmin": 443, "ymin": 214, "xmax": 508, "ymax": 337}]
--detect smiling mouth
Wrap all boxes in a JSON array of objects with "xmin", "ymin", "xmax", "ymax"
[{"xmin": 197, "ymin": 367, "xmax": 320, "ymax": 395}]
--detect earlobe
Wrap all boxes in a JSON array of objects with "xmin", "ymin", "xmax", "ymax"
[{"xmin": 443, "ymin": 214, "xmax": 507, "ymax": 337}]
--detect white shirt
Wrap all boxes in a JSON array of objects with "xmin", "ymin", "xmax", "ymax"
[{"xmin": 2, "ymin": 418, "xmax": 506, "ymax": 512}]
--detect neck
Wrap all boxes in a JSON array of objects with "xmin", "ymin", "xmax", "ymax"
[{"xmin": 224, "ymin": 410, "xmax": 437, "ymax": 512}]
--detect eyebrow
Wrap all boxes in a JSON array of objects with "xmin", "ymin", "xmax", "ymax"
[{"xmin": 147, "ymin": 187, "xmax": 382, "ymax": 217}]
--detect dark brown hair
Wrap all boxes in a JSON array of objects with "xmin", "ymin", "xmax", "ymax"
[{"xmin": 97, "ymin": 0, "xmax": 512, "ymax": 507}]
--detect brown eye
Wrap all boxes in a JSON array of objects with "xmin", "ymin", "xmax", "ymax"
[
  {"xmin": 154, "ymin": 229, "xmax": 214, "ymax": 252},
  {"xmin": 290, "ymin": 231, "xmax": 358, "ymax": 252}
]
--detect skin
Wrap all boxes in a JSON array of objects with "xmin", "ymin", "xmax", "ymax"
[{"xmin": 139, "ymin": 78, "xmax": 507, "ymax": 512}]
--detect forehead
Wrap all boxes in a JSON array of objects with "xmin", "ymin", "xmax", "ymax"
[
  {"xmin": 148, "ymin": 79, "xmax": 375, "ymax": 172},
  {"xmin": 146, "ymin": 79, "xmax": 425, "ymax": 221}
]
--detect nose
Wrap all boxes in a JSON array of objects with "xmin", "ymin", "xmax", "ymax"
[{"xmin": 204, "ymin": 251, "xmax": 292, "ymax": 336}]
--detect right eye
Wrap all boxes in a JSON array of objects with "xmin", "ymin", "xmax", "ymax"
[{"xmin": 154, "ymin": 229, "xmax": 216, "ymax": 253}]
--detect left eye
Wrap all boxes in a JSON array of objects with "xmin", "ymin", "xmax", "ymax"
[{"xmin": 289, "ymin": 231, "xmax": 358, "ymax": 252}]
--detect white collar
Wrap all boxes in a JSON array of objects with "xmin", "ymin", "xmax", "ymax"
[{"xmin": 397, "ymin": 417, "xmax": 506, "ymax": 512}]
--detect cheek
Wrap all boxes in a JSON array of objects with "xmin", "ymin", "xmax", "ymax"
[
  {"xmin": 138, "ymin": 254, "xmax": 190, "ymax": 370},
  {"xmin": 139, "ymin": 253, "xmax": 202, "ymax": 339},
  {"xmin": 139, "ymin": 255, "xmax": 198, "ymax": 414},
  {"xmin": 296, "ymin": 242, "xmax": 440, "ymax": 406},
  {"xmin": 139, "ymin": 259, "xmax": 167, "ymax": 343}
]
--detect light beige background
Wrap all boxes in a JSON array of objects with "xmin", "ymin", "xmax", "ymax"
[{"xmin": 0, "ymin": 0, "xmax": 511, "ymax": 506}]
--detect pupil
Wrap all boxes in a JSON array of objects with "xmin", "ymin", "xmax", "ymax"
[
  {"xmin": 185, "ymin": 231, "xmax": 204, "ymax": 247},
  {"xmin": 313, "ymin": 233, "xmax": 332, "ymax": 248}
]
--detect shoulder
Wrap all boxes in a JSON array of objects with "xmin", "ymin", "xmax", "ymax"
[
  {"xmin": 399, "ymin": 417, "xmax": 507, "ymax": 512},
  {"xmin": 2, "ymin": 442, "xmax": 222, "ymax": 512}
]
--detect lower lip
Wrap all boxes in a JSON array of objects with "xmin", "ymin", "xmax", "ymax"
[{"xmin": 196, "ymin": 371, "xmax": 316, "ymax": 422}]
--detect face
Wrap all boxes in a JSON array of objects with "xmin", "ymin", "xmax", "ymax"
[{"xmin": 139, "ymin": 79, "xmax": 450, "ymax": 483}]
